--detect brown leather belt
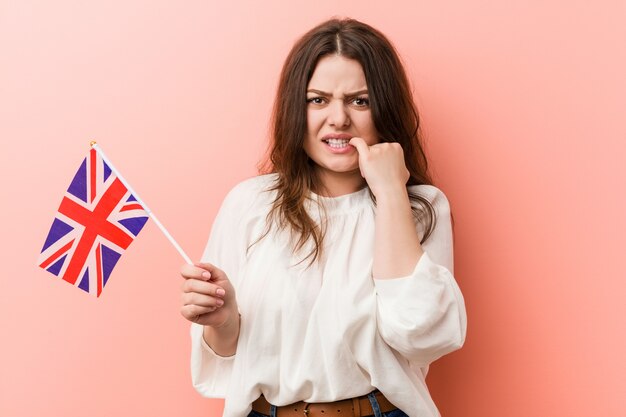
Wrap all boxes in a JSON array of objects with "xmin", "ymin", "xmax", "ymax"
[{"xmin": 251, "ymin": 390, "xmax": 397, "ymax": 417}]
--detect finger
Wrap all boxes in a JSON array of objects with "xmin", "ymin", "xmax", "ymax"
[
  {"xmin": 349, "ymin": 137, "xmax": 370, "ymax": 155},
  {"xmin": 181, "ymin": 278, "xmax": 226, "ymax": 297},
  {"xmin": 181, "ymin": 304, "xmax": 217, "ymax": 321},
  {"xmin": 193, "ymin": 262, "xmax": 226, "ymax": 280},
  {"xmin": 180, "ymin": 264, "xmax": 212, "ymax": 281},
  {"xmin": 181, "ymin": 292, "xmax": 225, "ymax": 308}
]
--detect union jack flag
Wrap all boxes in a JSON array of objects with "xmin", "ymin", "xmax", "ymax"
[{"xmin": 38, "ymin": 148, "xmax": 149, "ymax": 296}]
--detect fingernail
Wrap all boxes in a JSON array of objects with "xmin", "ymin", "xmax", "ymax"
[
  {"xmin": 201, "ymin": 271, "xmax": 211, "ymax": 279},
  {"xmin": 216, "ymin": 299, "xmax": 224, "ymax": 306},
  {"xmin": 216, "ymin": 288, "xmax": 225, "ymax": 296}
]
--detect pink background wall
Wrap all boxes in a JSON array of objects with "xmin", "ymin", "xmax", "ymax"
[{"xmin": 1, "ymin": 1, "xmax": 624, "ymax": 416}]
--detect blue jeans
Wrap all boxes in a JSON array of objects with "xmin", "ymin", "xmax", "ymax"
[{"xmin": 247, "ymin": 391, "xmax": 409, "ymax": 417}]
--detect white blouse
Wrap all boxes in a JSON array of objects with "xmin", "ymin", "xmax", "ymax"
[{"xmin": 190, "ymin": 174, "xmax": 467, "ymax": 417}]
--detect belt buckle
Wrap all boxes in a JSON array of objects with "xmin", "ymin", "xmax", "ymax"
[{"xmin": 303, "ymin": 402, "xmax": 311, "ymax": 417}]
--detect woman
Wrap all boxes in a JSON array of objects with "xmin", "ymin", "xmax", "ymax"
[{"xmin": 180, "ymin": 17, "xmax": 467, "ymax": 417}]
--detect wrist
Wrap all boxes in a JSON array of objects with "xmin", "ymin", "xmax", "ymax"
[
  {"xmin": 203, "ymin": 312, "xmax": 240, "ymax": 357},
  {"xmin": 374, "ymin": 185, "xmax": 409, "ymax": 206},
  {"xmin": 214, "ymin": 307, "xmax": 240, "ymax": 330}
]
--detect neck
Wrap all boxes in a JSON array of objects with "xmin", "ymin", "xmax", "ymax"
[{"xmin": 314, "ymin": 169, "xmax": 366, "ymax": 197}]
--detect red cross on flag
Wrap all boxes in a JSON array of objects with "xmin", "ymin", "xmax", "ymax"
[{"xmin": 38, "ymin": 146, "xmax": 149, "ymax": 296}]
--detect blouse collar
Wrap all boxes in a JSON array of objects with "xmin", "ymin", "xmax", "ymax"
[{"xmin": 308, "ymin": 186, "xmax": 371, "ymax": 214}]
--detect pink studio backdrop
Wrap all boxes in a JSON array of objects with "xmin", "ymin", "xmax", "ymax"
[{"xmin": 1, "ymin": 1, "xmax": 624, "ymax": 416}]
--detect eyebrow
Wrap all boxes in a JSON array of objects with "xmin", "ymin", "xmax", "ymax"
[{"xmin": 306, "ymin": 89, "xmax": 369, "ymax": 97}]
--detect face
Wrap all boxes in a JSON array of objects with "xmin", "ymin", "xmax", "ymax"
[{"xmin": 304, "ymin": 55, "xmax": 379, "ymax": 190}]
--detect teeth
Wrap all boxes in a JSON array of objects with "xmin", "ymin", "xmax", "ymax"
[{"xmin": 326, "ymin": 138, "xmax": 349, "ymax": 148}]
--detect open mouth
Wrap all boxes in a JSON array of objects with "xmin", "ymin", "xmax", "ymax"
[{"xmin": 322, "ymin": 138, "xmax": 351, "ymax": 149}]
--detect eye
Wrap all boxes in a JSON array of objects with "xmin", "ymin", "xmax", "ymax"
[
  {"xmin": 351, "ymin": 96, "xmax": 370, "ymax": 107},
  {"xmin": 306, "ymin": 97, "xmax": 326, "ymax": 105}
]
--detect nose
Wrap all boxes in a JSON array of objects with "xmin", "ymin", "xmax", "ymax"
[{"xmin": 327, "ymin": 100, "xmax": 350, "ymax": 127}]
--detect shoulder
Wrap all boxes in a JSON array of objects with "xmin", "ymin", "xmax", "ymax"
[
  {"xmin": 407, "ymin": 185, "xmax": 453, "ymax": 246},
  {"xmin": 407, "ymin": 184, "xmax": 451, "ymax": 214},
  {"xmin": 220, "ymin": 173, "xmax": 278, "ymax": 214},
  {"xmin": 226, "ymin": 173, "xmax": 277, "ymax": 199}
]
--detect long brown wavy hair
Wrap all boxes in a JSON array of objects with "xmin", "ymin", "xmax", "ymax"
[{"xmin": 258, "ymin": 17, "xmax": 437, "ymax": 265}]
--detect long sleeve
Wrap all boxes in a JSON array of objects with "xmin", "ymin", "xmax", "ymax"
[
  {"xmin": 373, "ymin": 187, "xmax": 467, "ymax": 368},
  {"xmin": 187, "ymin": 176, "xmax": 466, "ymax": 417},
  {"xmin": 190, "ymin": 182, "xmax": 249, "ymax": 398}
]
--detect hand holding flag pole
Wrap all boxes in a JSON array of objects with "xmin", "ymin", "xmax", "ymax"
[
  {"xmin": 90, "ymin": 142, "xmax": 193, "ymax": 264},
  {"xmin": 38, "ymin": 141, "xmax": 192, "ymax": 296}
]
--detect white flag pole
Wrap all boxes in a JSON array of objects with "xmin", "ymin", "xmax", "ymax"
[{"xmin": 90, "ymin": 141, "xmax": 193, "ymax": 265}]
